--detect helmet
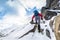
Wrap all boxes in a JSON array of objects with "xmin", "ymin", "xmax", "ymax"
[{"xmin": 33, "ymin": 10, "xmax": 39, "ymax": 16}]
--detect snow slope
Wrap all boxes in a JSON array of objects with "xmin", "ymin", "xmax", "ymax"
[
  {"xmin": 0, "ymin": 0, "xmax": 56, "ymax": 40},
  {"xmin": 0, "ymin": 17, "xmax": 56, "ymax": 40}
]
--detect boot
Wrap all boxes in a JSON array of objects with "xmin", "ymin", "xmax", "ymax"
[
  {"xmin": 38, "ymin": 25, "xmax": 44, "ymax": 34},
  {"xmin": 38, "ymin": 25, "xmax": 40, "ymax": 32}
]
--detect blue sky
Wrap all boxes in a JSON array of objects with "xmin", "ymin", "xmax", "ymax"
[{"xmin": 0, "ymin": 0, "xmax": 16, "ymax": 19}]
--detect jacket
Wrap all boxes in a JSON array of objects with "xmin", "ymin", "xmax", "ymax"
[{"xmin": 32, "ymin": 13, "xmax": 43, "ymax": 20}]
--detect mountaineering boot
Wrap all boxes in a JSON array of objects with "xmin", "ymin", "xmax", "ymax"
[
  {"xmin": 38, "ymin": 25, "xmax": 44, "ymax": 34},
  {"xmin": 38, "ymin": 25, "xmax": 40, "ymax": 32}
]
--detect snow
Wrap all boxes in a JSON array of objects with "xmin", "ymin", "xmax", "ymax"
[
  {"xmin": 0, "ymin": 17, "xmax": 56, "ymax": 40},
  {"xmin": 0, "ymin": 0, "xmax": 56, "ymax": 40}
]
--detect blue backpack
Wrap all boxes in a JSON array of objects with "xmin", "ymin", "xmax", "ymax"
[{"xmin": 34, "ymin": 10, "xmax": 39, "ymax": 16}]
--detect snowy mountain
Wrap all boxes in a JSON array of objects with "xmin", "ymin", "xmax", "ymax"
[
  {"xmin": 0, "ymin": 16, "xmax": 56, "ymax": 40},
  {"xmin": 0, "ymin": 0, "xmax": 56, "ymax": 40}
]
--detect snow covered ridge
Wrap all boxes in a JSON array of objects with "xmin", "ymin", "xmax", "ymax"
[
  {"xmin": 0, "ymin": 17, "xmax": 56, "ymax": 40},
  {"xmin": 0, "ymin": 0, "xmax": 57, "ymax": 40}
]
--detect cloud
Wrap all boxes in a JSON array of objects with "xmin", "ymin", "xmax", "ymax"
[
  {"xmin": 0, "ymin": 0, "xmax": 8, "ymax": 5},
  {"xmin": 0, "ymin": 0, "xmax": 46, "ymax": 29},
  {"xmin": 0, "ymin": 6, "xmax": 4, "ymax": 12},
  {"xmin": 0, "ymin": 0, "xmax": 17, "ymax": 19},
  {"xmin": 0, "ymin": 0, "xmax": 29, "ymax": 29},
  {"xmin": 20, "ymin": 0, "xmax": 46, "ymax": 8},
  {"xmin": 20, "ymin": 0, "xmax": 46, "ymax": 15}
]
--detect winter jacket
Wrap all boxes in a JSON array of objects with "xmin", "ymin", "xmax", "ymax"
[{"xmin": 32, "ymin": 13, "xmax": 43, "ymax": 20}]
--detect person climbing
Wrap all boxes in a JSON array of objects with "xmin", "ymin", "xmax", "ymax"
[{"xmin": 30, "ymin": 10, "xmax": 43, "ymax": 33}]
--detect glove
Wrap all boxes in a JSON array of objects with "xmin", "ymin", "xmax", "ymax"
[
  {"xmin": 41, "ymin": 18, "xmax": 43, "ymax": 20},
  {"xmin": 32, "ymin": 19, "xmax": 33, "ymax": 22},
  {"xmin": 30, "ymin": 20, "xmax": 33, "ymax": 24}
]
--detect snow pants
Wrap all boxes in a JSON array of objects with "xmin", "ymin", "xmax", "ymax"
[
  {"xmin": 35, "ymin": 16, "xmax": 40, "ymax": 25},
  {"xmin": 35, "ymin": 16, "xmax": 41, "ymax": 31}
]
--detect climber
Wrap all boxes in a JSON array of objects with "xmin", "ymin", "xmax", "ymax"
[{"xmin": 31, "ymin": 10, "xmax": 43, "ymax": 33}]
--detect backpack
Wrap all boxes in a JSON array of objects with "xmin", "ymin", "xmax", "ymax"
[{"xmin": 34, "ymin": 10, "xmax": 39, "ymax": 16}]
